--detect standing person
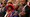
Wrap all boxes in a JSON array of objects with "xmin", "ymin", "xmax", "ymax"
[
  {"xmin": 4, "ymin": 5, "xmax": 14, "ymax": 17},
  {"xmin": 25, "ymin": 2, "xmax": 30, "ymax": 17},
  {"xmin": 0, "ymin": 2, "xmax": 6, "ymax": 17},
  {"xmin": 4, "ymin": 2, "xmax": 15, "ymax": 17},
  {"xmin": 0, "ymin": 3, "xmax": 2, "ymax": 17},
  {"xmin": 4, "ymin": 2, "xmax": 14, "ymax": 16},
  {"xmin": 18, "ymin": 0, "xmax": 27, "ymax": 13},
  {"xmin": 6, "ymin": 6, "xmax": 14, "ymax": 17},
  {"xmin": 17, "ymin": 0, "xmax": 28, "ymax": 17}
]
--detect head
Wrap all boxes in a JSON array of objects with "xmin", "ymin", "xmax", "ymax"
[
  {"xmin": 7, "ymin": 2, "xmax": 12, "ymax": 6},
  {"xmin": 8, "ymin": 2, "xmax": 12, "ymax": 4},
  {"xmin": 1, "ymin": 2, "xmax": 6, "ymax": 7},
  {"xmin": 15, "ymin": 0, "xmax": 19, "ymax": 4},
  {"xmin": 14, "ymin": 5, "xmax": 19, "ymax": 10},
  {"xmin": 20, "ymin": 0, "xmax": 27, "ymax": 5},
  {"xmin": 27, "ymin": 2, "xmax": 30, "ymax": 7},
  {"xmin": 8, "ymin": 6, "xmax": 13, "ymax": 10}
]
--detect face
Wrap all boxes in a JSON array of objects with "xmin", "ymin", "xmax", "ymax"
[
  {"xmin": 20, "ymin": 0, "xmax": 26, "ymax": 4},
  {"xmin": 2, "ymin": 3, "xmax": 5, "ymax": 7},
  {"xmin": 15, "ymin": 0, "xmax": 19, "ymax": 4},
  {"xmin": 14, "ymin": 5, "xmax": 18, "ymax": 10},
  {"xmin": 8, "ymin": 7, "xmax": 11, "ymax": 10}
]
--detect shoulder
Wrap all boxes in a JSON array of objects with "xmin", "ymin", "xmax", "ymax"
[
  {"xmin": 25, "ymin": 6, "xmax": 29, "ymax": 11},
  {"xmin": 25, "ymin": 6, "xmax": 29, "ymax": 9}
]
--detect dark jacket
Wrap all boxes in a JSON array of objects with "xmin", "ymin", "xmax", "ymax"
[
  {"xmin": 25, "ymin": 6, "xmax": 30, "ymax": 14},
  {"xmin": 0, "ymin": 7, "xmax": 6, "ymax": 17},
  {"xmin": 25, "ymin": 6, "xmax": 30, "ymax": 17}
]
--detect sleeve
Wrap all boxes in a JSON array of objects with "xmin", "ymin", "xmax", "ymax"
[
  {"xmin": 3, "ymin": 7, "xmax": 6, "ymax": 15},
  {"xmin": 25, "ymin": 6, "xmax": 28, "ymax": 13},
  {"xmin": 4, "ymin": 12, "xmax": 8, "ymax": 17}
]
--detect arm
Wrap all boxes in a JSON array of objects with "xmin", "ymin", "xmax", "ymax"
[{"xmin": 4, "ymin": 12, "xmax": 8, "ymax": 17}]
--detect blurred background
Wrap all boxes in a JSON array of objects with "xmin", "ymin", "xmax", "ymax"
[{"xmin": 0, "ymin": 0, "xmax": 30, "ymax": 17}]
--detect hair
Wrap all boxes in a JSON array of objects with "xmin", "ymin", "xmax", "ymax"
[
  {"xmin": 26, "ymin": 0, "xmax": 28, "ymax": 2},
  {"xmin": 8, "ymin": 5, "xmax": 13, "ymax": 10},
  {"xmin": 4, "ymin": 1, "xmax": 7, "ymax": 5},
  {"xmin": 8, "ymin": 2, "xmax": 12, "ymax": 4},
  {"xmin": 1, "ymin": 2, "xmax": 3, "ymax": 5}
]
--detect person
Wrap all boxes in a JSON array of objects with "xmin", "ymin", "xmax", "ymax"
[
  {"xmin": 4, "ymin": 2, "xmax": 15, "ymax": 17},
  {"xmin": 13, "ymin": 11, "xmax": 19, "ymax": 17},
  {"xmin": 4, "ymin": 5, "xmax": 14, "ymax": 17},
  {"xmin": 17, "ymin": 0, "xmax": 28, "ymax": 17},
  {"xmin": 0, "ymin": 3, "xmax": 2, "ymax": 17},
  {"xmin": 25, "ymin": 2, "xmax": 30, "ymax": 17},
  {"xmin": 4, "ymin": 2, "xmax": 14, "ymax": 17},
  {"xmin": 0, "ymin": 2, "xmax": 6, "ymax": 17},
  {"xmin": 6, "ymin": 2, "xmax": 14, "ymax": 10}
]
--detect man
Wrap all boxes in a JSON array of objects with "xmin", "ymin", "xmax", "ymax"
[
  {"xmin": 25, "ymin": 2, "xmax": 30, "ymax": 17},
  {"xmin": 18, "ymin": 0, "xmax": 27, "ymax": 13},
  {"xmin": 0, "ymin": 2, "xmax": 6, "ymax": 17},
  {"xmin": 18, "ymin": 0, "xmax": 27, "ymax": 17}
]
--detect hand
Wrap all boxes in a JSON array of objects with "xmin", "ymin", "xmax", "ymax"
[{"xmin": 20, "ymin": 12, "xmax": 25, "ymax": 16}]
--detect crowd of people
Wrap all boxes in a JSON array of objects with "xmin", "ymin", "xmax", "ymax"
[{"xmin": 0, "ymin": 0, "xmax": 30, "ymax": 17}]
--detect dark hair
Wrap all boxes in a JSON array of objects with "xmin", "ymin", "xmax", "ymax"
[
  {"xmin": 8, "ymin": 2, "xmax": 12, "ymax": 4},
  {"xmin": 23, "ymin": 0, "xmax": 28, "ymax": 6},
  {"xmin": 26, "ymin": 0, "xmax": 28, "ymax": 2},
  {"xmin": 8, "ymin": 6, "xmax": 13, "ymax": 10},
  {"xmin": 1, "ymin": 2, "xmax": 3, "ymax": 5},
  {"xmin": 4, "ymin": 1, "xmax": 7, "ymax": 5}
]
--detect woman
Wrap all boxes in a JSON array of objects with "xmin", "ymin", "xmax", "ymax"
[{"xmin": 4, "ymin": 5, "xmax": 14, "ymax": 17}]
